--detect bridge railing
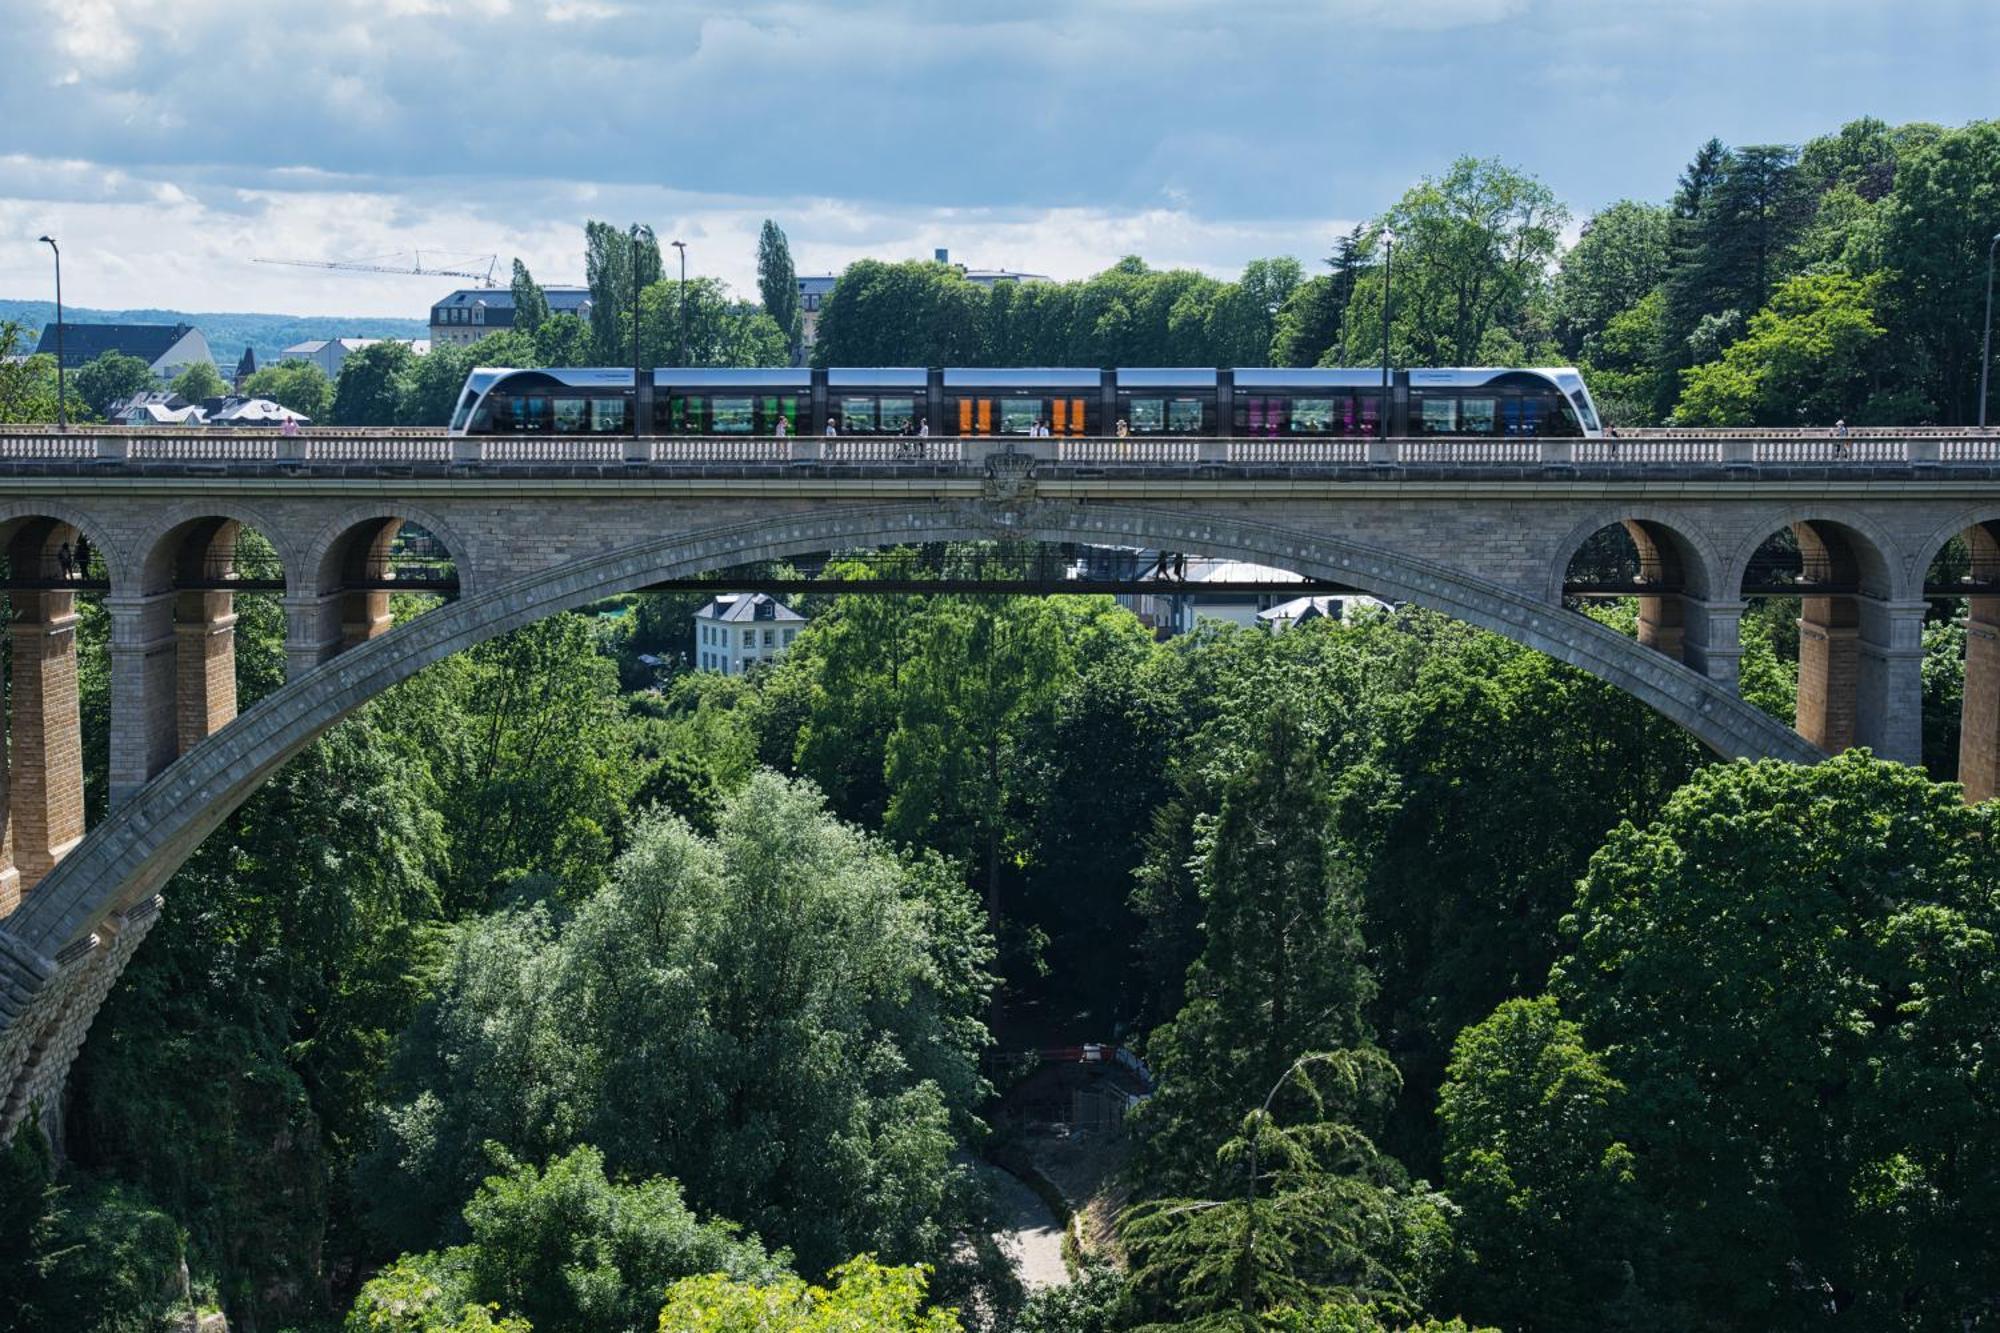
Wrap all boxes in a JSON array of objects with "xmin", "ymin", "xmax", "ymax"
[{"xmin": 2, "ymin": 427, "xmax": 2000, "ymax": 467}]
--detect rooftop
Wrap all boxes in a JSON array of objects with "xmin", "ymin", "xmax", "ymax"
[{"xmin": 694, "ymin": 592, "xmax": 807, "ymax": 624}]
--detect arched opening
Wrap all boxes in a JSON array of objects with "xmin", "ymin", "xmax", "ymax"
[
  {"xmin": 303, "ymin": 519, "xmax": 458, "ymax": 673},
  {"xmin": 1561, "ymin": 518, "xmax": 1710, "ymax": 662},
  {"xmin": 120, "ymin": 517, "xmax": 293, "ymax": 807},
  {"xmin": 1737, "ymin": 519, "xmax": 1901, "ymax": 756},
  {"xmin": 1923, "ymin": 521, "xmax": 2000, "ymax": 798},
  {"xmin": 0, "ymin": 515, "xmax": 112, "ymax": 913}
]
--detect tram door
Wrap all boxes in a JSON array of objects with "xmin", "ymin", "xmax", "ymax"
[{"xmin": 957, "ymin": 398, "xmax": 995, "ymax": 435}]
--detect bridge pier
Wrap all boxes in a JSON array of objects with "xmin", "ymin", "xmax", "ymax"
[
  {"xmin": 1855, "ymin": 600, "xmax": 1925, "ymax": 766},
  {"xmin": 9, "ymin": 591, "xmax": 86, "ymax": 893},
  {"xmin": 175, "ymin": 591, "xmax": 238, "ymax": 752},
  {"xmin": 1679, "ymin": 597, "xmax": 1743, "ymax": 687},
  {"xmin": 1796, "ymin": 595, "xmax": 1861, "ymax": 753},
  {"xmin": 1961, "ymin": 597, "xmax": 2000, "ymax": 802},
  {"xmin": 284, "ymin": 592, "xmax": 348, "ymax": 678},
  {"xmin": 107, "ymin": 592, "xmax": 179, "ymax": 810}
]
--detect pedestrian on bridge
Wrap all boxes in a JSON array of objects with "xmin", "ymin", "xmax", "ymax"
[{"xmin": 56, "ymin": 542, "xmax": 73, "ymax": 580}]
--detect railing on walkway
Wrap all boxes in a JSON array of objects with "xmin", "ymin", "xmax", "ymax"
[{"xmin": 0, "ymin": 426, "xmax": 1998, "ymax": 469}]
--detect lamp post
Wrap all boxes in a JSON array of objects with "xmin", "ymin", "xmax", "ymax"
[
  {"xmin": 1976, "ymin": 231, "xmax": 1992, "ymax": 428},
  {"xmin": 1378, "ymin": 229, "xmax": 1394, "ymax": 440},
  {"xmin": 671, "ymin": 240, "xmax": 688, "ymax": 365},
  {"xmin": 37, "ymin": 235, "xmax": 65, "ymax": 431},
  {"xmin": 628, "ymin": 225, "xmax": 643, "ymax": 439}
]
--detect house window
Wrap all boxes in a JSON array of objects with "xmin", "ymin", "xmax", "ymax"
[
  {"xmin": 743, "ymin": 629, "xmax": 755, "ymax": 647},
  {"xmin": 763, "ymin": 629, "xmax": 775, "ymax": 646},
  {"xmin": 784, "ymin": 628, "xmax": 797, "ymax": 645}
]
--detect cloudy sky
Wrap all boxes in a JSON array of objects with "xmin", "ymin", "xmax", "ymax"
[{"xmin": 1, "ymin": 0, "xmax": 1994, "ymax": 318}]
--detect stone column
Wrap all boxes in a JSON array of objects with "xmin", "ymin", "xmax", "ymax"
[
  {"xmin": 174, "ymin": 590, "xmax": 238, "ymax": 752},
  {"xmin": 1796, "ymin": 595, "xmax": 1861, "ymax": 753},
  {"xmin": 9, "ymin": 591, "xmax": 86, "ymax": 892},
  {"xmin": 1961, "ymin": 597, "xmax": 2000, "ymax": 802},
  {"xmin": 283, "ymin": 591, "xmax": 346, "ymax": 679},
  {"xmin": 0, "ymin": 707, "xmax": 16, "ymax": 920},
  {"xmin": 339, "ymin": 589, "xmax": 394, "ymax": 650},
  {"xmin": 106, "ymin": 592, "xmax": 178, "ymax": 810},
  {"xmin": 1681, "ymin": 597, "xmax": 1744, "ymax": 687},
  {"xmin": 1634, "ymin": 594, "xmax": 1686, "ymax": 660},
  {"xmin": 1854, "ymin": 598, "xmax": 1926, "ymax": 767}
]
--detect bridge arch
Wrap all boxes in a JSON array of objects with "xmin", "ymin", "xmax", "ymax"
[
  {"xmin": 0, "ymin": 500, "xmax": 1823, "ymax": 1139},
  {"xmin": 1544, "ymin": 505, "xmax": 1723, "ymax": 604},
  {"xmin": 1914, "ymin": 507, "xmax": 2000, "ymax": 802},
  {"xmin": 303, "ymin": 503, "xmax": 480, "ymax": 598},
  {"xmin": 1719, "ymin": 504, "xmax": 1908, "ymax": 601}
]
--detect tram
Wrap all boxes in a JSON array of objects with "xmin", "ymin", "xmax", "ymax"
[{"xmin": 448, "ymin": 365, "xmax": 1605, "ymax": 440}]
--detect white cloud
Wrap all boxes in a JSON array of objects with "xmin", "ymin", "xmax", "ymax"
[{"xmin": 0, "ymin": 156, "xmax": 1353, "ymax": 318}]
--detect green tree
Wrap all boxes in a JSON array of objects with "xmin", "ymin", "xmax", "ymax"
[
  {"xmin": 638, "ymin": 277, "xmax": 787, "ymax": 368},
  {"xmin": 656, "ymin": 1258, "xmax": 963, "ymax": 1332},
  {"xmin": 1550, "ymin": 201, "xmax": 1670, "ymax": 360},
  {"xmin": 510, "ymin": 258, "xmax": 551, "ymax": 336},
  {"xmin": 1125, "ymin": 1052, "xmax": 1416, "ymax": 1326},
  {"xmin": 74, "ymin": 350, "xmax": 158, "ymax": 416},
  {"xmin": 811, "ymin": 259, "xmax": 987, "ymax": 367},
  {"xmin": 1554, "ymin": 753, "xmax": 2000, "ymax": 1327},
  {"xmin": 349, "ymin": 1146, "xmax": 775, "ymax": 1333},
  {"xmin": 1135, "ymin": 710, "xmax": 1378, "ymax": 1192},
  {"xmin": 331, "ymin": 339, "xmax": 419, "ymax": 425},
  {"xmin": 0, "ymin": 323, "xmax": 74, "ymax": 422},
  {"xmin": 1437, "ymin": 998, "xmax": 1656, "ymax": 1332},
  {"xmin": 757, "ymin": 219, "xmax": 804, "ymax": 363},
  {"xmin": 585, "ymin": 221, "xmax": 663, "ymax": 363},
  {"xmin": 1336, "ymin": 158, "xmax": 1568, "ymax": 365},
  {"xmin": 533, "ymin": 312, "xmax": 595, "ymax": 368},
  {"xmin": 169, "ymin": 359, "xmax": 227, "ymax": 402},
  {"xmin": 1877, "ymin": 118, "xmax": 2000, "ymax": 421},
  {"xmin": 242, "ymin": 360, "xmax": 334, "ymax": 420},
  {"xmin": 367, "ymin": 775, "xmax": 995, "ymax": 1278},
  {"xmin": 1675, "ymin": 272, "xmax": 1885, "ymax": 425}
]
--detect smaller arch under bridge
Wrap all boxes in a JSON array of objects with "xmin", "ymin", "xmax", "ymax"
[{"xmin": 5, "ymin": 438, "xmax": 2000, "ymax": 1143}]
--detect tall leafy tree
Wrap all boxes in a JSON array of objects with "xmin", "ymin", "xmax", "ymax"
[
  {"xmin": 1335, "ymin": 158, "xmax": 1568, "ymax": 365},
  {"xmin": 1675, "ymin": 272, "xmax": 1885, "ymax": 425},
  {"xmin": 330, "ymin": 339, "xmax": 417, "ymax": 425},
  {"xmin": 365, "ymin": 774, "xmax": 995, "ymax": 1277},
  {"xmin": 1878, "ymin": 118, "xmax": 2000, "ymax": 422},
  {"xmin": 1549, "ymin": 201, "xmax": 1669, "ymax": 359},
  {"xmin": 241, "ymin": 360, "xmax": 334, "ymax": 420},
  {"xmin": 757, "ymin": 219, "xmax": 804, "ymax": 363},
  {"xmin": 508, "ymin": 258, "xmax": 551, "ymax": 335},
  {"xmin": 637, "ymin": 277, "xmax": 787, "ymax": 368},
  {"xmin": 584, "ymin": 220, "xmax": 662, "ymax": 363},
  {"xmin": 74, "ymin": 350, "xmax": 158, "ymax": 416},
  {"xmin": 169, "ymin": 360, "xmax": 227, "ymax": 402},
  {"xmin": 1553, "ymin": 753, "xmax": 2000, "ymax": 1327}
]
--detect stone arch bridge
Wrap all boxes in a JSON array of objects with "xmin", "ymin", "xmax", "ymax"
[{"xmin": 4, "ymin": 427, "xmax": 2000, "ymax": 1143}]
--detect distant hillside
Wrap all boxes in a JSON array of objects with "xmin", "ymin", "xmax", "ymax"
[{"xmin": 0, "ymin": 300, "xmax": 433, "ymax": 373}]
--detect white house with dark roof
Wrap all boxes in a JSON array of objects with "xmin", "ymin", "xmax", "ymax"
[
  {"xmin": 1256, "ymin": 594, "xmax": 1391, "ymax": 633},
  {"xmin": 430, "ymin": 286, "xmax": 593, "ymax": 347},
  {"xmin": 281, "ymin": 337, "xmax": 429, "ymax": 379},
  {"xmin": 692, "ymin": 593, "xmax": 807, "ymax": 674},
  {"xmin": 36, "ymin": 321, "xmax": 213, "ymax": 380}
]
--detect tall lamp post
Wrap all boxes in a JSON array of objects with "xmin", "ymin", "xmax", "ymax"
[
  {"xmin": 628, "ymin": 225, "xmax": 643, "ymax": 439},
  {"xmin": 1378, "ymin": 230, "xmax": 1395, "ymax": 440},
  {"xmin": 1976, "ymin": 231, "xmax": 1992, "ymax": 428},
  {"xmin": 37, "ymin": 235, "xmax": 66, "ymax": 431},
  {"xmin": 671, "ymin": 240, "xmax": 688, "ymax": 365}
]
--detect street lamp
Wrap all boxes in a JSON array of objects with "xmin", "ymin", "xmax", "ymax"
[
  {"xmin": 628, "ymin": 225, "xmax": 643, "ymax": 439},
  {"xmin": 1976, "ymin": 231, "xmax": 1992, "ymax": 428},
  {"xmin": 671, "ymin": 240, "xmax": 688, "ymax": 365},
  {"xmin": 1378, "ymin": 229, "xmax": 1395, "ymax": 440},
  {"xmin": 37, "ymin": 235, "xmax": 65, "ymax": 431}
]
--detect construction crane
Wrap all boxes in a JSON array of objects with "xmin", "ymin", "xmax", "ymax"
[{"xmin": 255, "ymin": 251, "xmax": 501, "ymax": 286}]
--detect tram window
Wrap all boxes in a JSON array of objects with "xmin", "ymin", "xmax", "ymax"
[
  {"xmin": 590, "ymin": 399, "xmax": 627, "ymax": 433},
  {"xmin": 1130, "ymin": 398, "xmax": 1165, "ymax": 432},
  {"xmin": 508, "ymin": 396, "xmax": 551, "ymax": 432},
  {"xmin": 1241, "ymin": 396, "xmax": 1285, "ymax": 436},
  {"xmin": 553, "ymin": 398, "xmax": 588, "ymax": 433},
  {"xmin": 712, "ymin": 397, "xmax": 754, "ymax": 433},
  {"xmin": 1167, "ymin": 398, "xmax": 1202, "ymax": 433},
  {"xmin": 1418, "ymin": 396, "xmax": 1459, "ymax": 433},
  {"xmin": 1001, "ymin": 399, "xmax": 1041, "ymax": 434},
  {"xmin": 1460, "ymin": 397, "xmax": 1497, "ymax": 435},
  {"xmin": 1291, "ymin": 398, "xmax": 1335, "ymax": 433},
  {"xmin": 841, "ymin": 396, "xmax": 878, "ymax": 432},
  {"xmin": 880, "ymin": 396, "xmax": 916, "ymax": 433},
  {"xmin": 761, "ymin": 396, "xmax": 800, "ymax": 433}
]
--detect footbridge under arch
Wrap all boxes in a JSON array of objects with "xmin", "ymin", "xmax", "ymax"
[{"xmin": 4, "ymin": 429, "xmax": 2000, "ymax": 1141}]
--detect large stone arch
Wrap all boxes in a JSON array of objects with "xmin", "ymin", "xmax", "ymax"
[
  {"xmin": 128, "ymin": 499, "xmax": 306, "ymax": 594},
  {"xmin": 4, "ymin": 499, "xmax": 1822, "ymax": 960},
  {"xmin": 302, "ymin": 502, "xmax": 481, "ymax": 597},
  {"xmin": 1543, "ymin": 505, "xmax": 1724, "ymax": 604},
  {"xmin": 0, "ymin": 500, "xmax": 127, "ymax": 585},
  {"xmin": 1911, "ymin": 504, "xmax": 2000, "ymax": 586},
  {"xmin": 1718, "ymin": 504, "xmax": 1909, "ymax": 600}
]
